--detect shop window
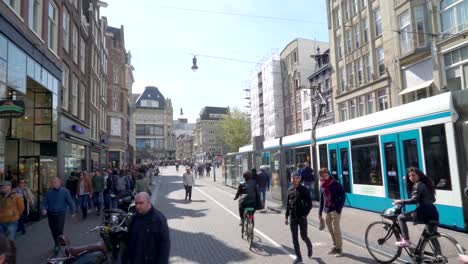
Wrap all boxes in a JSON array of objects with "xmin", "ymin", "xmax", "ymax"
[
  {"xmin": 422, "ymin": 124, "xmax": 452, "ymax": 190},
  {"xmin": 351, "ymin": 136, "xmax": 383, "ymax": 185}
]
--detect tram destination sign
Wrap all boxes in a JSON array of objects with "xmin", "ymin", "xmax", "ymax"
[{"xmin": 0, "ymin": 100, "xmax": 25, "ymax": 118}]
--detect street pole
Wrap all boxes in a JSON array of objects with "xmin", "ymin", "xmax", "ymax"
[
  {"xmin": 213, "ymin": 158, "xmax": 216, "ymax": 182},
  {"xmin": 310, "ymin": 92, "xmax": 326, "ymax": 201}
]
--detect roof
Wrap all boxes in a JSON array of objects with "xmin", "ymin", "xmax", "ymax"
[
  {"xmin": 134, "ymin": 86, "xmax": 167, "ymax": 109},
  {"xmin": 199, "ymin": 106, "xmax": 229, "ymax": 120}
]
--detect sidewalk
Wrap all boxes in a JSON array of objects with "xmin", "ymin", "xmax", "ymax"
[{"xmin": 200, "ymin": 175, "xmax": 468, "ymax": 260}]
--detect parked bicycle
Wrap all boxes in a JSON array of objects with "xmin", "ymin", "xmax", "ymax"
[
  {"xmin": 365, "ymin": 204, "xmax": 465, "ymax": 263},
  {"xmin": 241, "ymin": 207, "xmax": 255, "ymax": 250}
]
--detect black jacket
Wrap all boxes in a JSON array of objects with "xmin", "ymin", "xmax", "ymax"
[
  {"xmin": 285, "ymin": 184, "xmax": 312, "ymax": 219},
  {"xmin": 126, "ymin": 207, "xmax": 170, "ymax": 264},
  {"xmin": 234, "ymin": 179, "xmax": 259, "ymax": 208}
]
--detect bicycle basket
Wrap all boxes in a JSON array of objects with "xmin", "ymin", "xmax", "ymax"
[{"xmin": 382, "ymin": 206, "xmax": 401, "ymax": 218}]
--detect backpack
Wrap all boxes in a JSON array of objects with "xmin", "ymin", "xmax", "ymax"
[{"xmin": 116, "ymin": 176, "xmax": 127, "ymax": 192}]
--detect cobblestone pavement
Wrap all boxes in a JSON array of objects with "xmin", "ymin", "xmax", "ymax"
[{"xmin": 16, "ymin": 166, "xmax": 388, "ymax": 263}]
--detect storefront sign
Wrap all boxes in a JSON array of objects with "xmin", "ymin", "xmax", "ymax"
[
  {"xmin": 0, "ymin": 100, "xmax": 25, "ymax": 118},
  {"xmin": 72, "ymin": 125, "xmax": 85, "ymax": 134}
]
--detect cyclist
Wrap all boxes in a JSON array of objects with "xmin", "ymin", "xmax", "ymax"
[
  {"xmin": 393, "ymin": 167, "xmax": 439, "ymax": 248},
  {"xmin": 234, "ymin": 171, "xmax": 259, "ymax": 226}
]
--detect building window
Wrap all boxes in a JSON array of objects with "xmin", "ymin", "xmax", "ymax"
[
  {"xmin": 377, "ymin": 47, "xmax": 385, "ymax": 76},
  {"xmin": 358, "ymin": 95, "xmax": 365, "ymax": 116},
  {"xmin": 80, "ymin": 37, "xmax": 85, "ymax": 73},
  {"xmin": 337, "ymin": 35, "xmax": 343, "ymax": 59},
  {"xmin": 399, "ymin": 11, "xmax": 412, "ymax": 54},
  {"xmin": 48, "ymin": 1, "xmax": 58, "ymax": 53},
  {"xmin": 362, "ymin": 19, "xmax": 368, "ymax": 44},
  {"xmin": 357, "ymin": 58, "xmax": 363, "ymax": 85},
  {"xmin": 354, "ymin": 24, "xmax": 360, "ymax": 49},
  {"xmin": 29, "ymin": 0, "xmax": 42, "ymax": 36},
  {"xmin": 72, "ymin": 23, "xmax": 78, "ymax": 64},
  {"xmin": 71, "ymin": 73, "xmax": 78, "ymax": 116},
  {"xmin": 344, "ymin": 0, "xmax": 350, "ymax": 21},
  {"xmin": 365, "ymin": 54, "xmax": 373, "ymax": 81},
  {"xmin": 422, "ymin": 124, "xmax": 452, "ymax": 190},
  {"xmin": 111, "ymin": 117, "xmax": 121, "ymax": 137},
  {"xmin": 334, "ymin": 8, "xmax": 341, "ymax": 28},
  {"xmin": 112, "ymin": 90, "xmax": 118, "ymax": 111},
  {"xmin": 62, "ymin": 64, "xmax": 69, "ymax": 110},
  {"xmin": 352, "ymin": 0, "xmax": 359, "ymax": 15},
  {"xmin": 326, "ymin": 96, "xmax": 332, "ymax": 112},
  {"xmin": 79, "ymin": 82, "xmax": 85, "ymax": 121},
  {"xmin": 374, "ymin": 8, "xmax": 382, "ymax": 37},
  {"xmin": 113, "ymin": 65, "xmax": 119, "ymax": 84},
  {"xmin": 346, "ymin": 99, "xmax": 354, "ymax": 120},
  {"xmin": 360, "ymin": 0, "xmax": 367, "ymax": 8},
  {"xmin": 339, "ymin": 102, "xmax": 349, "ymax": 121},
  {"xmin": 293, "ymin": 51, "xmax": 297, "ymax": 63},
  {"xmin": 339, "ymin": 67, "xmax": 345, "ymax": 92},
  {"xmin": 4, "ymin": 0, "xmax": 21, "ymax": 14},
  {"xmin": 351, "ymin": 136, "xmax": 383, "ymax": 185},
  {"xmin": 377, "ymin": 89, "xmax": 388, "ymax": 111},
  {"xmin": 325, "ymin": 78, "xmax": 330, "ymax": 90},
  {"xmin": 347, "ymin": 62, "xmax": 354, "ymax": 88},
  {"xmin": 414, "ymin": 6, "xmax": 427, "ymax": 48},
  {"xmin": 440, "ymin": 0, "xmax": 468, "ymax": 36},
  {"xmin": 367, "ymin": 93, "xmax": 375, "ymax": 114},
  {"xmin": 345, "ymin": 30, "xmax": 352, "ymax": 53},
  {"xmin": 303, "ymin": 107, "xmax": 311, "ymax": 121}
]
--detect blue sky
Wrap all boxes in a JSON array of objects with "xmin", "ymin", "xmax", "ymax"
[{"xmin": 101, "ymin": 0, "xmax": 328, "ymax": 122}]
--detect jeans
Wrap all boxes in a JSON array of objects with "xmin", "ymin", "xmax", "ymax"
[
  {"xmin": 0, "ymin": 221, "xmax": 18, "ymax": 241},
  {"xmin": 258, "ymin": 187, "xmax": 267, "ymax": 207},
  {"xmin": 103, "ymin": 189, "xmax": 111, "ymax": 210},
  {"xmin": 325, "ymin": 211, "xmax": 343, "ymax": 249},
  {"xmin": 93, "ymin": 191, "xmax": 103, "ymax": 212},
  {"xmin": 79, "ymin": 194, "xmax": 90, "ymax": 219},
  {"xmin": 184, "ymin": 185, "xmax": 193, "ymax": 200},
  {"xmin": 398, "ymin": 211, "xmax": 415, "ymax": 240},
  {"xmin": 47, "ymin": 213, "xmax": 66, "ymax": 246},
  {"xmin": 17, "ymin": 211, "xmax": 27, "ymax": 234},
  {"xmin": 290, "ymin": 216, "xmax": 312, "ymax": 261},
  {"xmin": 303, "ymin": 181, "xmax": 315, "ymax": 200},
  {"xmin": 70, "ymin": 196, "xmax": 80, "ymax": 214}
]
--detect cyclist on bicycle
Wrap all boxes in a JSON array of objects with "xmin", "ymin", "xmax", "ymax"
[
  {"xmin": 234, "ymin": 171, "xmax": 259, "ymax": 226},
  {"xmin": 393, "ymin": 167, "xmax": 439, "ymax": 248}
]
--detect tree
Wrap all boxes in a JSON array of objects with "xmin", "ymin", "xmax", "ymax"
[{"xmin": 217, "ymin": 108, "xmax": 251, "ymax": 154}]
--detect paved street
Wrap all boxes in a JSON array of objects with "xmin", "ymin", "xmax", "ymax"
[{"xmin": 16, "ymin": 166, "xmax": 377, "ymax": 264}]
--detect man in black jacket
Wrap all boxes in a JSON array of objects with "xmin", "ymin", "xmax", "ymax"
[
  {"xmin": 285, "ymin": 172, "xmax": 313, "ymax": 264},
  {"xmin": 127, "ymin": 192, "xmax": 170, "ymax": 264}
]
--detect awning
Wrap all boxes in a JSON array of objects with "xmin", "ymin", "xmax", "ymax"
[{"xmin": 399, "ymin": 80, "xmax": 433, "ymax": 96}]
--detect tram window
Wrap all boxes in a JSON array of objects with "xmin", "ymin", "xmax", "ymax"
[
  {"xmin": 319, "ymin": 144, "xmax": 328, "ymax": 168},
  {"xmin": 422, "ymin": 124, "xmax": 452, "ymax": 190},
  {"xmin": 351, "ymin": 136, "xmax": 383, "ymax": 186}
]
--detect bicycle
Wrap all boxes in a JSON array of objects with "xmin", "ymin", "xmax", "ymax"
[
  {"xmin": 241, "ymin": 207, "xmax": 255, "ymax": 250},
  {"xmin": 365, "ymin": 205, "xmax": 465, "ymax": 263}
]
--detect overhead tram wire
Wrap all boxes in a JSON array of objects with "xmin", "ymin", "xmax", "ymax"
[{"xmin": 131, "ymin": 1, "xmax": 326, "ymax": 25}]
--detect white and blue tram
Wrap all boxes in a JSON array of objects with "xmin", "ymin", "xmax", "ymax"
[{"xmin": 263, "ymin": 92, "xmax": 467, "ymax": 230}]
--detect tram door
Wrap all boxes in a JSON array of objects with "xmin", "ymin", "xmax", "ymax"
[
  {"xmin": 328, "ymin": 142, "xmax": 352, "ymax": 195},
  {"xmin": 381, "ymin": 130, "xmax": 423, "ymax": 200}
]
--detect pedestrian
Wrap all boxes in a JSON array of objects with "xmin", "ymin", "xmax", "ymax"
[
  {"xmin": 13, "ymin": 179, "xmax": 35, "ymax": 235},
  {"xmin": 182, "ymin": 166, "xmax": 195, "ymax": 201},
  {"xmin": 77, "ymin": 172, "xmax": 93, "ymax": 219},
  {"xmin": 301, "ymin": 162, "xmax": 315, "ymax": 200},
  {"xmin": 92, "ymin": 170, "xmax": 105, "ymax": 215},
  {"xmin": 285, "ymin": 172, "xmax": 313, "ymax": 264},
  {"xmin": 65, "ymin": 170, "xmax": 80, "ymax": 214},
  {"xmin": 256, "ymin": 165, "xmax": 270, "ymax": 209},
  {"xmin": 296, "ymin": 163, "xmax": 304, "ymax": 177},
  {"xmin": 103, "ymin": 170, "xmax": 111, "ymax": 210},
  {"xmin": 318, "ymin": 168, "xmax": 345, "ymax": 257},
  {"xmin": 41, "ymin": 177, "xmax": 75, "ymax": 256},
  {"xmin": 126, "ymin": 192, "xmax": 170, "ymax": 264},
  {"xmin": 205, "ymin": 163, "xmax": 211, "ymax": 177},
  {"xmin": 0, "ymin": 181, "xmax": 24, "ymax": 241},
  {"xmin": 0, "ymin": 233, "xmax": 15, "ymax": 264},
  {"xmin": 135, "ymin": 171, "xmax": 151, "ymax": 195}
]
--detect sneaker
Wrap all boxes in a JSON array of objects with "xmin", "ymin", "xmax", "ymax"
[
  {"xmin": 307, "ymin": 246, "xmax": 313, "ymax": 258},
  {"xmin": 334, "ymin": 248, "xmax": 343, "ymax": 257},
  {"xmin": 395, "ymin": 240, "xmax": 414, "ymax": 248},
  {"xmin": 292, "ymin": 258, "xmax": 303, "ymax": 264},
  {"xmin": 327, "ymin": 247, "xmax": 337, "ymax": 255}
]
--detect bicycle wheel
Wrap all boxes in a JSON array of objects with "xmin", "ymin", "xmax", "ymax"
[
  {"xmin": 365, "ymin": 221, "xmax": 402, "ymax": 263},
  {"xmin": 419, "ymin": 233, "xmax": 465, "ymax": 263},
  {"xmin": 247, "ymin": 220, "xmax": 254, "ymax": 250}
]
